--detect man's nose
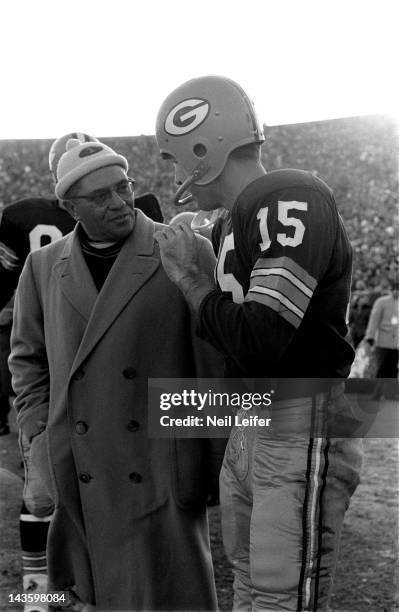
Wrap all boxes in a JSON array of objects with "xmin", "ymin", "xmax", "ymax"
[{"xmin": 108, "ymin": 190, "xmax": 126, "ymax": 208}]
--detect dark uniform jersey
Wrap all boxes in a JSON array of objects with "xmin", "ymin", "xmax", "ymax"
[{"xmin": 199, "ymin": 169, "xmax": 355, "ymax": 379}]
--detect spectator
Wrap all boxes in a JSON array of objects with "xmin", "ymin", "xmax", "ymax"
[
  {"xmin": 365, "ymin": 280, "xmax": 399, "ymax": 399},
  {"xmin": 349, "ymin": 293, "xmax": 373, "ymax": 348}
]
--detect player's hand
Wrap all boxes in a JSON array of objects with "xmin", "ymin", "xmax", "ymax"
[{"xmin": 154, "ymin": 223, "xmax": 200, "ymax": 285}]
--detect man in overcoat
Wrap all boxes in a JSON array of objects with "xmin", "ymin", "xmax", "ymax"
[{"xmin": 9, "ymin": 138, "xmax": 223, "ymax": 611}]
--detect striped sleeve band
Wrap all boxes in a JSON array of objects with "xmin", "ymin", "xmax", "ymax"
[
  {"xmin": 245, "ymin": 256, "xmax": 317, "ymax": 328},
  {"xmin": 0, "ymin": 242, "xmax": 19, "ymax": 270}
]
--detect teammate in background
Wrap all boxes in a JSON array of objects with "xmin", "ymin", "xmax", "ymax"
[
  {"xmin": 154, "ymin": 76, "xmax": 363, "ymax": 611},
  {"xmin": 0, "ymin": 132, "xmax": 164, "ymax": 612}
]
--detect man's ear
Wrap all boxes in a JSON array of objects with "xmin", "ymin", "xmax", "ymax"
[{"xmin": 62, "ymin": 199, "xmax": 79, "ymax": 220}]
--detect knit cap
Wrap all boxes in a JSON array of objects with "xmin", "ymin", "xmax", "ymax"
[
  {"xmin": 49, "ymin": 132, "xmax": 99, "ymax": 179},
  {"xmin": 55, "ymin": 139, "xmax": 128, "ymax": 199}
]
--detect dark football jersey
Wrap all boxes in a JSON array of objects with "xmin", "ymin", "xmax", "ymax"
[
  {"xmin": 198, "ymin": 169, "xmax": 355, "ymax": 378},
  {"xmin": 135, "ymin": 192, "xmax": 164, "ymax": 223}
]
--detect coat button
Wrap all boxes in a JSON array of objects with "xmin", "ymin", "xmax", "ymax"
[
  {"xmin": 73, "ymin": 369, "xmax": 85, "ymax": 381},
  {"xmin": 75, "ymin": 421, "xmax": 88, "ymax": 435},
  {"xmin": 126, "ymin": 420, "xmax": 140, "ymax": 432},
  {"xmin": 122, "ymin": 367, "xmax": 136, "ymax": 379},
  {"xmin": 79, "ymin": 472, "xmax": 92, "ymax": 483},
  {"xmin": 129, "ymin": 472, "xmax": 142, "ymax": 483}
]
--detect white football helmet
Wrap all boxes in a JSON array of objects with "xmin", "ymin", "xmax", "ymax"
[{"xmin": 156, "ymin": 75, "xmax": 265, "ymax": 205}]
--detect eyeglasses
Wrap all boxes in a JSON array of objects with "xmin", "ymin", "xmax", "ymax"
[{"xmin": 71, "ymin": 177, "xmax": 135, "ymax": 207}]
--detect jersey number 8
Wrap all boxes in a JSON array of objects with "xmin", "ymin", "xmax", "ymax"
[{"xmin": 29, "ymin": 224, "xmax": 63, "ymax": 252}]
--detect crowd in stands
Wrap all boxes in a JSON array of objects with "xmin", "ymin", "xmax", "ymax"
[
  {"xmin": 1, "ymin": 115, "xmax": 397, "ymax": 344},
  {"xmin": 262, "ymin": 116, "xmax": 398, "ymax": 293}
]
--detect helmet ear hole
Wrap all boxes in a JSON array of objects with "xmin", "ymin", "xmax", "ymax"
[{"xmin": 193, "ymin": 143, "xmax": 207, "ymax": 158}]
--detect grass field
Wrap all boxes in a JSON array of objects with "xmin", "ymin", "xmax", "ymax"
[{"xmin": 1, "ymin": 415, "xmax": 398, "ymax": 611}]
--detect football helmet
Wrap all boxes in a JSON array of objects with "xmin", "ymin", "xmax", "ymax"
[
  {"xmin": 49, "ymin": 132, "xmax": 99, "ymax": 179},
  {"xmin": 190, "ymin": 209, "xmax": 226, "ymax": 232},
  {"xmin": 169, "ymin": 211, "xmax": 196, "ymax": 228},
  {"xmin": 156, "ymin": 75, "xmax": 265, "ymax": 205},
  {"xmin": 169, "ymin": 209, "xmax": 223, "ymax": 242}
]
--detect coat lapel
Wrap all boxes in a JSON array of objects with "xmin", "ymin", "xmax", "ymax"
[
  {"xmin": 54, "ymin": 228, "xmax": 98, "ymax": 322},
  {"xmin": 70, "ymin": 210, "xmax": 160, "ymax": 374}
]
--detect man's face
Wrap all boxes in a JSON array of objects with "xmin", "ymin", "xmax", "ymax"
[
  {"xmin": 173, "ymin": 159, "xmax": 223, "ymax": 211},
  {"xmin": 67, "ymin": 165, "xmax": 135, "ymax": 242}
]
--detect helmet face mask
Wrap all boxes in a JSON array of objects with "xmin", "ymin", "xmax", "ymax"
[
  {"xmin": 174, "ymin": 158, "xmax": 211, "ymax": 206},
  {"xmin": 156, "ymin": 75, "xmax": 265, "ymax": 205}
]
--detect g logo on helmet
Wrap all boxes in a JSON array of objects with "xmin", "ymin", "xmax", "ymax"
[{"xmin": 164, "ymin": 99, "xmax": 210, "ymax": 136}]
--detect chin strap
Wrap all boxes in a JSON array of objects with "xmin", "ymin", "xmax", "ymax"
[{"xmin": 173, "ymin": 161, "xmax": 210, "ymax": 206}]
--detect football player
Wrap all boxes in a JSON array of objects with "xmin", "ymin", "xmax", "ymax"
[{"xmin": 154, "ymin": 76, "xmax": 363, "ymax": 611}]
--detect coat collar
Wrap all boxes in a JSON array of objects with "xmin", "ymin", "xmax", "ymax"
[
  {"xmin": 54, "ymin": 227, "xmax": 97, "ymax": 321},
  {"xmin": 54, "ymin": 210, "xmax": 161, "ymax": 373}
]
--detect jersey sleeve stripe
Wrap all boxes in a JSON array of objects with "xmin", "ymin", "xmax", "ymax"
[
  {"xmin": 0, "ymin": 248, "xmax": 19, "ymax": 270},
  {"xmin": 249, "ymin": 274, "xmax": 311, "ymax": 313},
  {"xmin": 0, "ymin": 242, "xmax": 19, "ymax": 266},
  {"xmin": 0, "ymin": 242, "xmax": 19, "ymax": 260},
  {"xmin": 246, "ymin": 291, "xmax": 302, "ymax": 328},
  {"xmin": 250, "ymin": 267, "xmax": 314, "ymax": 298},
  {"xmin": 248, "ymin": 285, "xmax": 304, "ymax": 317},
  {"xmin": 254, "ymin": 256, "xmax": 317, "ymax": 291},
  {"xmin": 0, "ymin": 255, "xmax": 19, "ymax": 271}
]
